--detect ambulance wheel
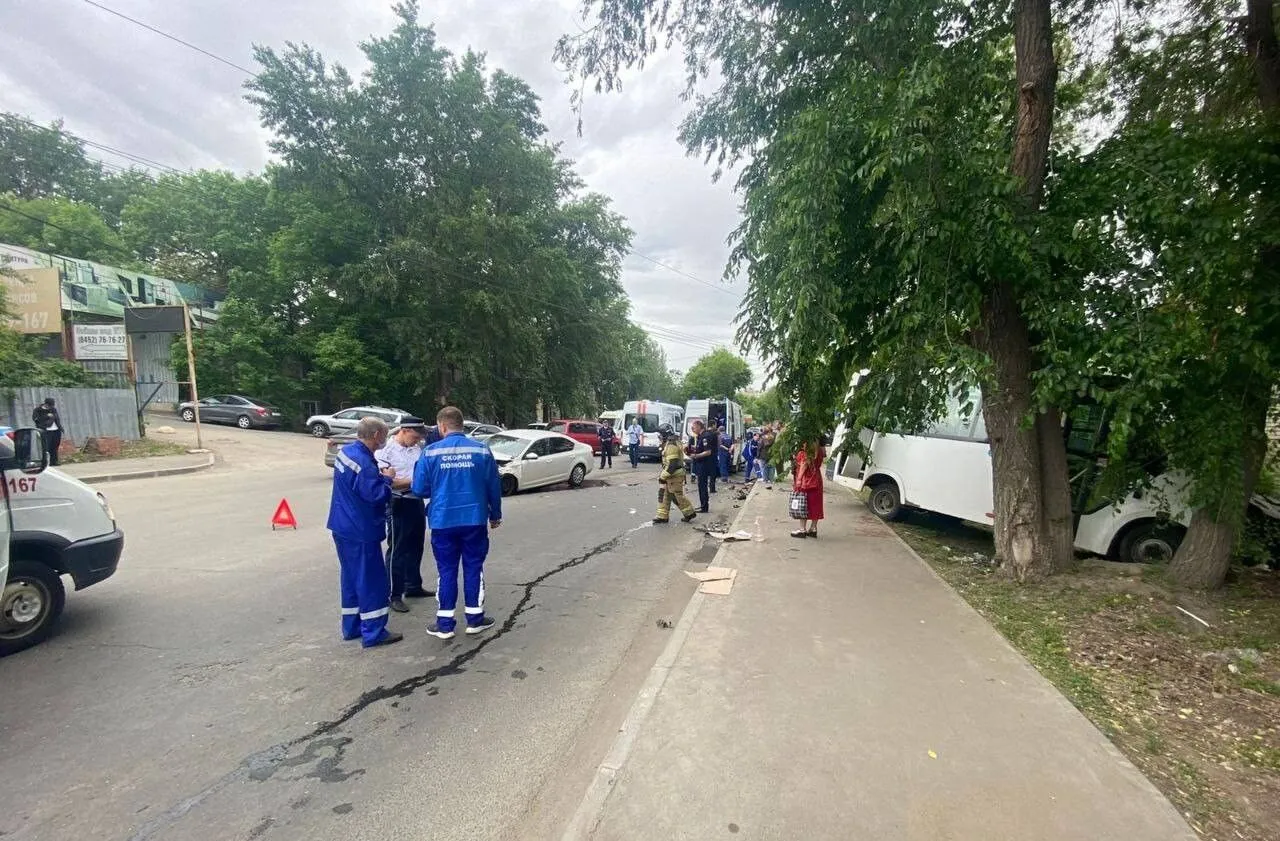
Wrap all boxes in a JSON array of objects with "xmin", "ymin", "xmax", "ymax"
[
  {"xmin": 236, "ymin": 415, "xmax": 253, "ymax": 429},
  {"xmin": 569, "ymin": 464, "xmax": 587, "ymax": 488},
  {"xmin": 0, "ymin": 560, "xmax": 66, "ymax": 656},
  {"xmin": 180, "ymin": 407, "xmax": 196, "ymax": 422},
  {"xmin": 501, "ymin": 475, "xmax": 518, "ymax": 496},
  {"xmin": 310, "ymin": 422, "xmax": 330, "ymax": 437},
  {"xmin": 867, "ymin": 481, "xmax": 905, "ymax": 521}
]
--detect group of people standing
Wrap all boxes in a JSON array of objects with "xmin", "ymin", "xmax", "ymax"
[{"xmin": 326, "ymin": 406, "xmax": 503, "ymax": 649}]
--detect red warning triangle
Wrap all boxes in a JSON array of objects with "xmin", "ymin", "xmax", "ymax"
[{"xmin": 271, "ymin": 499, "xmax": 298, "ymax": 530}]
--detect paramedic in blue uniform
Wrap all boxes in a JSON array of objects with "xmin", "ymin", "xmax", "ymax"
[
  {"xmin": 376, "ymin": 416, "xmax": 435, "ymax": 613},
  {"xmin": 412, "ymin": 405, "xmax": 503, "ymax": 641},
  {"xmin": 327, "ymin": 416, "xmax": 403, "ymax": 648}
]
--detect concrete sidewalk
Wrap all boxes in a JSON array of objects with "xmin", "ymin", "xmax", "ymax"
[
  {"xmin": 58, "ymin": 451, "xmax": 214, "ymax": 483},
  {"xmin": 571, "ymin": 484, "xmax": 1196, "ymax": 840}
]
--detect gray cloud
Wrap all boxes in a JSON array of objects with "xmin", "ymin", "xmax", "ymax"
[{"xmin": 0, "ymin": 0, "xmax": 761, "ymax": 385}]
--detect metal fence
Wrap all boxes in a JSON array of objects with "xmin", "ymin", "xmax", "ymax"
[{"xmin": 2, "ymin": 387, "xmax": 142, "ymax": 441}]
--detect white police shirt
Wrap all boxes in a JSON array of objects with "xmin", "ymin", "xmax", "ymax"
[{"xmin": 374, "ymin": 439, "xmax": 423, "ymax": 481}]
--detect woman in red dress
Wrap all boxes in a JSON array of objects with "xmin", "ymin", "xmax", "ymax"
[{"xmin": 791, "ymin": 442, "xmax": 825, "ymax": 538}]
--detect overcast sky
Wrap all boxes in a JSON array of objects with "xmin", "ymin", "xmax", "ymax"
[{"xmin": 0, "ymin": 0, "xmax": 764, "ymax": 386}]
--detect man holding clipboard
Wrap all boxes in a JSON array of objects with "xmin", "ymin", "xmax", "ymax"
[{"xmin": 375, "ymin": 416, "xmax": 438, "ymax": 612}]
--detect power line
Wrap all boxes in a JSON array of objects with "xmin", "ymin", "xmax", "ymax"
[
  {"xmin": 627, "ymin": 249, "xmax": 738, "ymax": 297},
  {"xmin": 79, "ymin": 0, "xmax": 256, "ymax": 76},
  {"xmin": 69, "ymin": 2, "xmax": 740, "ymax": 300}
]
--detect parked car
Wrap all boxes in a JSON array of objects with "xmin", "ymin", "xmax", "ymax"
[
  {"xmin": 179, "ymin": 395, "xmax": 284, "ymax": 429},
  {"xmin": 548, "ymin": 419, "xmax": 618, "ymax": 455},
  {"xmin": 306, "ymin": 406, "xmax": 414, "ymax": 437},
  {"xmin": 485, "ymin": 430, "xmax": 594, "ymax": 496},
  {"xmin": 526, "ymin": 422, "xmax": 550, "ymax": 430},
  {"xmin": 464, "ymin": 421, "xmax": 504, "ymax": 442}
]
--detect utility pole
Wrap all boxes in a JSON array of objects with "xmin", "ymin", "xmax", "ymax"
[{"xmin": 183, "ymin": 303, "xmax": 203, "ymax": 451}]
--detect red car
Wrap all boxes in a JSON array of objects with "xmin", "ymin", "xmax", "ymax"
[{"xmin": 548, "ymin": 419, "xmax": 618, "ymax": 455}]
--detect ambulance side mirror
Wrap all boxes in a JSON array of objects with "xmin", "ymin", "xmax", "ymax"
[{"xmin": 12, "ymin": 428, "xmax": 48, "ymax": 474}]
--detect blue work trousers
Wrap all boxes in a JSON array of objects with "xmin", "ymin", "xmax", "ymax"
[
  {"xmin": 335, "ymin": 536, "xmax": 392, "ymax": 647},
  {"xmin": 718, "ymin": 449, "xmax": 731, "ymax": 480},
  {"xmin": 431, "ymin": 525, "xmax": 489, "ymax": 632},
  {"xmin": 386, "ymin": 495, "xmax": 426, "ymax": 598},
  {"xmin": 628, "ymin": 443, "xmax": 639, "ymax": 468}
]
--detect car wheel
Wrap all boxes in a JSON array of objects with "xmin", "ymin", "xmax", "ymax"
[
  {"xmin": 0, "ymin": 560, "xmax": 66, "ymax": 656},
  {"xmin": 569, "ymin": 463, "xmax": 587, "ymax": 488},
  {"xmin": 501, "ymin": 474, "xmax": 518, "ymax": 496},
  {"xmin": 236, "ymin": 414, "xmax": 253, "ymax": 429},
  {"xmin": 310, "ymin": 422, "xmax": 330, "ymax": 437},
  {"xmin": 1117, "ymin": 520, "xmax": 1185, "ymax": 564},
  {"xmin": 867, "ymin": 481, "xmax": 905, "ymax": 521},
  {"xmin": 180, "ymin": 408, "xmax": 195, "ymax": 422}
]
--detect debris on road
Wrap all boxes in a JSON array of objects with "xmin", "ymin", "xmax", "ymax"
[
  {"xmin": 686, "ymin": 567, "xmax": 738, "ymax": 595},
  {"xmin": 707, "ymin": 530, "xmax": 754, "ymax": 542},
  {"xmin": 656, "ymin": 619, "xmax": 674, "ymax": 629}
]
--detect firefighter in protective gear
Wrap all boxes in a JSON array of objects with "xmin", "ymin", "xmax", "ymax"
[
  {"xmin": 327, "ymin": 416, "xmax": 404, "ymax": 648},
  {"xmin": 654, "ymin": 423, "xmax": 697, "ymax": 524}
]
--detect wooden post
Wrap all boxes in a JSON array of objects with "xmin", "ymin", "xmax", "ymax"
[
  {"xmin": 125, "ymin": 332, "xmax": 143, "ymax": 438},
  {"xmin": 183, "ymin": 303, "xmax": 203, "ymax": 450}
]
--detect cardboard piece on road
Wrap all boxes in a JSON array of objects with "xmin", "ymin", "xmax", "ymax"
[
  {"xmin": 271, "ymin": 499, "xmax": 298, "ymax": 530},
  {"xmin": 685, "ymin": 567, "xmax": 738, "ymax": 595},
  {"xmin": 707, "ymin": 530, "xmax": 754, "ymax": 542}
]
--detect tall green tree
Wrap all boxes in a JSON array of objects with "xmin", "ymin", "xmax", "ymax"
[
  {"xmin": 559, "ymin": 0, "xmax": 1089, "ymax": 579},
  {"xmin": 0, "ymin": 115, "xmax": 103, "ymax": 203},
  {"xmin": 677, "ymin": 347, "xmax": 752, "ymax": 404}
]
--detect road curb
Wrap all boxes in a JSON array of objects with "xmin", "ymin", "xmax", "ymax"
[
  {"xmin": 68, "ymin": 451, "xmax": 217, "ymax": 485},
  {"xmin": 559, "ymin": 481, "xmax": 760, "ymax": 841}
]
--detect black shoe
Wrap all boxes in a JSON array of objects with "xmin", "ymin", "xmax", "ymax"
[
  {"xmin": 682, "ymin": 512, "xmax": 697, "ymax": 523},
  {"xmin": 465, "ymin": 617, "xmax": 497, "ymax": 635},
  {"xmin": 390, "ymin": 598, "xmax": 409, "ymax": 613},
  {"xmin": 790, "ymin": 530, "xmax": 809, "ymax": 539},
  {"xmin": 426, "ymin": 623, "xmax": 456, "ymax": 640},
  {"xmin": 652, "ymin": 518, "xmax": 669, "ymax": 524},
  {"xmin": 403, "ymin": 588, "xmax": 433, "ymax": 599},
  {"xmin": 366, "ymin": 631, "xmax": 404, "ymax": 648}
]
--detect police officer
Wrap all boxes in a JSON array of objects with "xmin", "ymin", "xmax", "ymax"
[
  {"xmin": 654, "ymin": 423, "xmax": 697, "ymax": 524},
  {"xmin": 687, "ymin": 418, "xmax": 717, "ymax": 513},
  {"xmin": 327, "ymin": 416, "xmax": 403, "ymax": 648},
  {"xmin": 376, "ymin": 417, "xmax": 436, "ymax": 613},
  {"xmin": 411, "ymin": 406, "xmax": 503, "ymax": 641}
]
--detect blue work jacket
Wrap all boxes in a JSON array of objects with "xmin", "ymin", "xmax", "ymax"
[
  {"xmin": 327, "ymin": 439, "xmax": 392, "ymax": 542},
  {"xmin": 411, "ymin": 431, "xmax": 503, "ymax": 530}
]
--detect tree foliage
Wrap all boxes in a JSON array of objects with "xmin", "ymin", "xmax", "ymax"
[
  {"xmin": 558, "ymin": 0, "xmax": 1280, "ymax": 584},
  {"xmin": 0, "ymin": 2, "xmax": 670, "ymax": 426},
  {"xmin": 675, "ymin": 347, "xmax": 752, "ymax": 404}
]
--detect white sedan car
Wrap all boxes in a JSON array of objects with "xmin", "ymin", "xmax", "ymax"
[{"xmin": 485, "ymin": 429, "xmax": 594, "ymax": 496}]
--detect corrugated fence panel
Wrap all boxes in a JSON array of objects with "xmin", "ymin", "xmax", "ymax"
[{"xmin": 2, "ymin": 388, "xmax": 142, "ymax": 441}]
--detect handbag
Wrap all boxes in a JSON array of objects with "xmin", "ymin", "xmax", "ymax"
[{"xmin": 788, "ymin": 490, "xmax": 809, "ymax": 520}]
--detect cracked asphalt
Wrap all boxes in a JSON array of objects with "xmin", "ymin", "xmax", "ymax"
[{"xmin": 0, "ymin": 424, "xmax": 719, "ymax": 840}]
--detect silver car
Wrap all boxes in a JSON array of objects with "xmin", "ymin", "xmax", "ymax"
[{"xmin": 306, "ymin": 406, "xmax": 413, "ymax": 438}]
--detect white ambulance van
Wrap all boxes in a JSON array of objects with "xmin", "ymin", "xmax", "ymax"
[{"xmin": 1, "ymin": 428, "xmax": 124, "ymax": 656}]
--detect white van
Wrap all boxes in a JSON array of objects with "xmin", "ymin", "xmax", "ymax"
[
  {"xmin": 1, "ymin": 428, "xmax": 124, "ymax": 656},
  {"xmin": 827, "ymin": 388, "xmax": 1199, "ymax": 563},
  {"xmin": 683, "ymin": 398, "xmax": 746, "ymax": 470},
  {"xmin": 621, "ymin": 400, "xmax": 684, "ymax": 461}
]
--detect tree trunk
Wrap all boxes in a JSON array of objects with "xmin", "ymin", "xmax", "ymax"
[
  {"xmin": 1246, "ymin": 0, "xmax": 1280, "ymax": 112},
  {"xmin": 1167, "ymin": 2, "xmax": 1280, "ymax": 589},
  {"xmin": 1036, "ymin": 406, "xmax": 1077, "ymax": 572},
  {"xmin": 979, "ymin": 281, "xmax": 1049, "ymax": 581},
  {"xmin": 972, "ymin": 0, "xmax": 1068, "ymax": 581},
  {"xmin": 1168, "ymin": 403, "xmax": 1268, "ymax": 588}
]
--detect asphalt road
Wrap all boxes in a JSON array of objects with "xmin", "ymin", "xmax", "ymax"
[{"xmin": 0, "ymin": 422, "xmax": 734, "ymax": 841}]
